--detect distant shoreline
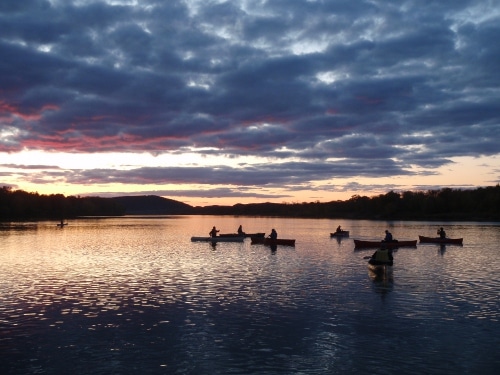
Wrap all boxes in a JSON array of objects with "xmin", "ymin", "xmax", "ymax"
[{"xmin": 1, "ymin": 185, "xmax": 499, "ymax": 222}]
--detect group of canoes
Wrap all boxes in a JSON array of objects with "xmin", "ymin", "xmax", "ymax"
[
  {"xmin": 352, "ymin": 228, "xmax": 463, "ymax": 248},
  {"xmin": 330, "ymin": 225, "xmax": 464, "ymax": 275},
  {"xmin": 358, "ymin": 227, "xmax": 463, "ymax": 275},
  {"xmin": 191, "ymin": 226, "xmax": 296, "ymax": 246},
  {"xmin": 330, "ymin": 226, "xmax": 463, "ymax": 247},
  {"xmin": 192, "ymin": 225, "xmax": 463, "ymax": 252}
]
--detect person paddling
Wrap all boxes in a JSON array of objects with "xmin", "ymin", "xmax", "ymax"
[
  {"xmin": 382, "ymin": 230, "xmax": 393, "ymax": 242},
  {"xmin": 369, "ymin": 247, "xmax": 394, "ymax": 265},
  {"xmin": 437, "ymin": 227, "xmax": 446, "ymax": 239},
  {"xmin": 269, "ymin": 229, "xmax": 277, "ymax": 240},
  {"xmin": 209, "ymin": 226, "xmax": 219, "ymax": 238}
]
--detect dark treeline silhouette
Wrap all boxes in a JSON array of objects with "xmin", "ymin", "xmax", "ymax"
[
  {"xmin": 1, "ymin": 185, "xmax": 499, "ymax": 221},
  {"xmin": 193, "ymin": 185, "xmax": 499, "ymax": 221},
  {"xmin": 0, "ymin": 186, "xmax": 125, "ymax": 220}
]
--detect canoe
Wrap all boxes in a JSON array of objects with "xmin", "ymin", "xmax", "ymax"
[
  {"xmin": 250, "ymin": 237, "xmax": 296, "ymax": 246},
  {"xmin": 418, "ymin": 235, "xmax": 463, "ymax": 245},
  {"xmin": 330, "ymin": 231, "xmax": 349, "ymax": 237},
  {"xmin": 368, "ymin": 261, "xmax": 393, "ymax": 276},
  {"xmin": 191, "ymin": 236, "xmax": 244, "ymax": 242},
  {"xmin": 354, "ymin": 239, "xmax": 417, "ymax": 249},
  {"xmin": 219, "ymin": 232, "xmax": 265, "ymax": 238},
  {"xmin": 368, "ymin": 258, "xmax": 393, "ymax": 266}
]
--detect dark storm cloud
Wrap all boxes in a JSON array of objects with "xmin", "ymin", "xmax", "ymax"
[{"xmin": 1, "ymin": 0, "xmax": 499, "ymax": 192}]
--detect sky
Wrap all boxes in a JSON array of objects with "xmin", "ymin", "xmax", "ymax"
[{"xmin": 1, "ymin": 0, "xmax": 499, "ymax": 207}]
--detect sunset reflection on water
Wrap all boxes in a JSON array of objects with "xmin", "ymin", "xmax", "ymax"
[{"xmin": 1, "ymin": 217, "xmax": 499, "ymax": 374}]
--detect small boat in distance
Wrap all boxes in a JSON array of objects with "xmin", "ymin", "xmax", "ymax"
[
  {"xmin": 250, "ymin": 237, "xmax": 295, "ymax": 247},
  {"xmin": 354, "ymin": 239, "xmax": 417, "ymax": 249},
  {"xmin": 330, "ymin": 230, "xmax": 349, "ymax": 237},
  {"xmin": 418, "ymin": 235, "xmax": 463, "ymax": 245},
  {"xmin": 191, "ymin": 236, "xmax": 244, "ymax": 243}
]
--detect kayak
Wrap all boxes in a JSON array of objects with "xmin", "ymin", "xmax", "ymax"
[
  {"xmin": 330, "ymin": 231, "xmax": 349, "ymax": 237},
  {"xmin": 250, "ymin": 237, "xmax": 296, "ymax": 246},
  {"xmin": 418, "ymin": 235, "xmax": 463, "ymax": 245},
  {"xmin": 219, "ymin": 232, "xmax": 265, "ymax": 238},
  {"xmin": 191, "ymin": 236, "xmax": 244, "ymax": 242},
  {"xmin": 354, "ymin": 239, "xmax": 417, "ymax": 248}
]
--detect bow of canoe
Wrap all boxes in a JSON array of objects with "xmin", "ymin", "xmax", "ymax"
[
  {"xmin": 354, "ymin": 239, "xmax": 417, "ymax": 248},
  {"xmin": 368, "ymin": 262, "xmax": 393, "ymax": 278},
  {"xmin": 191, "ymin": 236, "xmax": 244, "ymax": 242},
  {"xmin": 418, "ymin": 235, "xmax": 463, "ymax": 244}
]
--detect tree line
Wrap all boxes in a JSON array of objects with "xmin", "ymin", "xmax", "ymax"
[
  {"xmin": 198, "ymin": 185, "xmax": 499, "ymax": 221},
  {"xmin": 1, "ymin": 185, "xmax": 499, "ymax": 221},
  {"xmin": 0, "ymin": 186, "xmax": 125, "ymax": 220}
]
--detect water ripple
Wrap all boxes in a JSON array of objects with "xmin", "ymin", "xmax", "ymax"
[{"xmin": 1, "ymin": 217, "xmax": 499, "ymax": 374}]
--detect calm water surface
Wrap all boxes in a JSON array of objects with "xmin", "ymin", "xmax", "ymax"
[{"xmin": 1, "ymin": 216, "xmax": 499, "ymax": 374}]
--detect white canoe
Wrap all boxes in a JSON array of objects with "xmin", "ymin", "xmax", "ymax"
[{"xmin": 191, "ymin": 236, "xmax": 244, "ymax": 242}]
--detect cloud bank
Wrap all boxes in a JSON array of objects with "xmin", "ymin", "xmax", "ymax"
[{"xmin": 1, "ymin": 0, "xmax": 499, "ymax": 202}]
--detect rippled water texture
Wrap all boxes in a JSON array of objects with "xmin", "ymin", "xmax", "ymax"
[{"xmin": 1, "ymin": 217, "xmax": 499, "ymax": 374}]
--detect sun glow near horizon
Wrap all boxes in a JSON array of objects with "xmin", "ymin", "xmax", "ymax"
[{"xmin": 1, "ymin": 150, "xmax": 498, "ymax": 207}]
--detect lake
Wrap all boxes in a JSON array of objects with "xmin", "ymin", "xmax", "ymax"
[{"xmin": 1, "ymin": 216, "xmax": 499, "ymax": 374}]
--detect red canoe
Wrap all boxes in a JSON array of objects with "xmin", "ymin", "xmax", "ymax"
[
  {"xmin": 353, "ymin": 239, "xmax": 417, "ymax": 249},
  {"xmin": 418, "ymin": 235, "xmax": 463, "ymax": 245}
]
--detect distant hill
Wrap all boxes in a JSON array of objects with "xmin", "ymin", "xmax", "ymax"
[
  {"xmin": 111, "ymin": 195, "xmax": 194, "ymax": 215},
  {"xmin": 1, "ymin": 185, "xmax": 499, "ymax": 221}
]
